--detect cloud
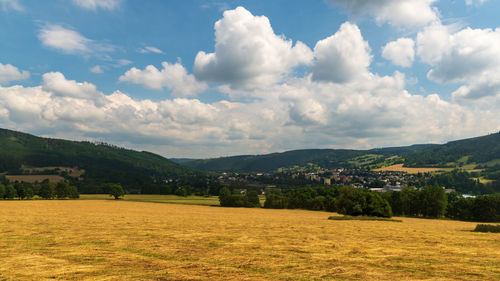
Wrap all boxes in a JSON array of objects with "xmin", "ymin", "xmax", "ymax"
[
  {"xmin": 42, "ymin": 72, "xmax": 107, "ymax": 106},
  {"xmin": 0, "ymin": 62, "xmax": 30, "ymax": 84},
  {"xmin": 382, "ymin": 38, "xmax": 415, "ymax": 67},
  {"xmin": 194, "ymin": 6, "xmax": 313, "ymax": 89},
  {"xmin": 73, "ymin": 0, "xmax": 122, "ymax": 11},
  {"xmin": 0, "ymin": 0, "xmax": 23, "ymax": 11},
  {"xmin": 311, "ymin": 22, "xmax": 371, "ymax": 83},
  {"xmin": 417, "ymin": 23, "xmax": 500, "ymax": 101},
  {"xmin": 137, "ymin": 46, "xmax": 164, "ymax": 54},
  {"xmin": 1, "ymin": 67, "xmax": 497, "ymax": 158},
  {"xmin": 465, "ymin": 0, "xmax": 487, "ymax": 6},
  {"xmin": 119, "ymin": 62, "xmax": 207, "ymax": 97},
  {"xmin": 327, "ymin": 0, "xmax": 439, "ymax": 29},
  {"xmin": 90, "ymin": 65, "xmax": 104, "ymax": 74},
  {"xmin": 38, "ymin": 24, "xmax": 114, "ymax": 55}
]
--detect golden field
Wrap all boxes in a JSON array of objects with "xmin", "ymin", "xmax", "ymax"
[
  {"xmin": 373, "ymin": 164, "xmax": 450, "ymax": 174},
  {"xmin": 0, "ymin": 200, "xmax": 499, "ymax": 280}
]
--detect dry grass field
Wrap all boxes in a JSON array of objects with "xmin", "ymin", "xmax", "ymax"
[
  {"xmin": 0, "ymin": 200, "xmax": 499, "ymax": 280},
  {"xmin": 4, "ymin": 174, "xmax": 65, "ymax": 183},
  {"xmin": 373, "ymin": 164, "xmax": 450, "ymax": 174}
]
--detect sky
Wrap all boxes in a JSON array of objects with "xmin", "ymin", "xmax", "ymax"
[{"xmin": 0, "ymin": 0, "xmax": 499, "ymax": 158}]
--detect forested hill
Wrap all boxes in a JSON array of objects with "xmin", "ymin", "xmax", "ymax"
[
  {"xmin": 403, "ymin": 133, "xmax": 500, "ymax": 167},
  {"xmin": 181, "ymin": 133, "xmax": 500, "ymax": 172},
  {"xmin": 0, "ymin": 128, "xmax": 197, "ymax": 190},
  {"xmin": 181, "ymin": 145, "xmax": 434, "ymax": 172}
]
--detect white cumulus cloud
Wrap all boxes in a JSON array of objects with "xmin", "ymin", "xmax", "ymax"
[
  {"xmin": 194, "ymin": 6, "xmax": 313, "ymax": 89},
  {"xmin": 0, "ymin": 62, "xmax": 30, "ymax": 84},
  {"xmin": 382, "ymin": 38, "xmax": 415, "ymax": 67},
  {"xmin": 38, "ymin": 24, "xmax": 114, "ymax": 55},
  {"xmin": 417, "ymin": 23, "xmax": 500, "ymax": 101},
  {"xmin": 311, "ymin": 22, "xmax": 371, "ymax": 83},
  {"xmin": 119, "ymin": 62, "xmax": 207, "ymax": 97},
  {"xmin": 327, "ymin": 0, "xmax": 439, "ymax": 29}
]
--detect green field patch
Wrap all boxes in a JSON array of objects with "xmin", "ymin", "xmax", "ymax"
[{"xmin": 79, "ymin": 194, "xmax": 220, "ymax": 206}]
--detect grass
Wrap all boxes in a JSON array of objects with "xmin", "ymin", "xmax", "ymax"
[
  {"xmin": 328, "ymin": 215, "xmax": 403, "ymax": 222},
  {"xmin": 79, "ymin": 194, "xmax": 221, "ymax": 206},
  {"xmin": 0, "ymin": 200, "xmax": 499, "ymax": 280},
  {"xmin": 473, "ymin": 224, "xmax": 500, "ymax": 233}
]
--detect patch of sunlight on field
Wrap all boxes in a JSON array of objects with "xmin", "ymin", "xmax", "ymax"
[
  {"xmin": 79, "ymin": 194, "xmax": 221, "ymax": 206},
  {"xmin": 0, "ymin": 201, "xmax": 499, "ymax": 280}
]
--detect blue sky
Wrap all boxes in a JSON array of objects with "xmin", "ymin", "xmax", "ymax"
[{"xmin": 0, "ymin": 0, "xmax": 499, "ymax": 157}]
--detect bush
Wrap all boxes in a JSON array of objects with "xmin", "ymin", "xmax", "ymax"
[{"xmin": 473, "ymin": 224, "xmax": 500, "ymax": 233}]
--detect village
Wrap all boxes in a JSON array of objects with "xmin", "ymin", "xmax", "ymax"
[{"xmin": 214, "ymin": 164, "xmax": 457, "ymax": 194}]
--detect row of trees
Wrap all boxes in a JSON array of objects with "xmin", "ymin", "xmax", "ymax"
[
  {"xmin": 263, "ymin": 187, "xmax": 393, "ymax": 218},
  {"xmin": 218, "ymin": 184, "xmax": 499, "ymax": 221},
  {"xmin": 446, "ymin": 193, "xmax": 500, "ymax": 222},
  {"xmin": 218, "ymin": 187, "xmax": 260, "ymax": 208},
  {"xmin": 0, "ymin": 181, "xmax": 79, "ymax": 200}
]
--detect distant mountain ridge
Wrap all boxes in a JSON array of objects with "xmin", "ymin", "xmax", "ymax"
[
  {"xmin": 0, "ymin": 128, "xmax": 197, "ymax": 191},
  {"xmin": 181, "ymin": 133, "xmax": 500, "ymax": 173}
]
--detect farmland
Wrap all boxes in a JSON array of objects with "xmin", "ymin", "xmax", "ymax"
[
  {"xmin": 0, "ymin": 200, "xmax": 499, "ymax": 280},
  {"xmin": 373, "ymin": 164, "xmax": 450, "ymax": 174}
]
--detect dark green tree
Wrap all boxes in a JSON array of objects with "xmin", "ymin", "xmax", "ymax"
[
  {"xmin": 0, "ymin": 183, "xmax": 5, "ymax": 199},
  {"xmin": 38, "ymin": 182, "xmax": 56, "ymax": 199},
  {"xmin": 108, "ymin": 183, "xmax": 125, "ymax": 199},
  {"xmin": 246, "ymin": 190, "xmax": 260, "ymax": 207},
  {"xmin": 56, "ymin": 181, "xmax": 71, "ymax": 199},
  {"xmin": 264, "ymin": 189, "xmax": 286, "ymax": 209},
  {"xmin": 365, "ymin": 192, "xmax": 393, "ymax": 218},
  {"xmin": 69, "ymin": 186, "xmax": 80, "ymax": 199},
  {"xmin": 335, "ymin": 187, "xmax": 366, "ymax": 216},
  {"xmin": 218, "ymin": 187, "xmax": 232, "ymax": 207},
  {"xmin": 4, "ymin": 184, "xmax": 16, "ymax": 199},
  {"xmin": 420, "ymin": 186, "xmax": 447, "ymax": 218}
]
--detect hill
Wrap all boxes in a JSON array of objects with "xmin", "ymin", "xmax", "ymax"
[
  {"xmin": 0, "ymin": 128, "xmax": 197, "ymax": 192},
  {"xmin": 181, "ymin": 133, "xmax": 500, "ymax": 173}
]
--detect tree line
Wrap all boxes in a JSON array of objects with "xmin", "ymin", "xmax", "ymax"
[
  {"xmin": 219, "ymin": 185, "xmax": 500, "ymax": 222},
  {"xmin": 0, "ymin": 179, "xmax": 79, "ymax": 200}
]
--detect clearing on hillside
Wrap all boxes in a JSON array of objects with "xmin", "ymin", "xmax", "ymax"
[
  {"xmin": 0, "ymin": 201, "xmax": 498, "ymax": 280},
  {"xmin": 373, "ymin": 163, "xmax": 449, "ymax": 174}
]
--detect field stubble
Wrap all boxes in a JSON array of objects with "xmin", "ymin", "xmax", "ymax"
[{"xmin": 0, "ymin": 200, "xmax": 498, "ymax": 280}]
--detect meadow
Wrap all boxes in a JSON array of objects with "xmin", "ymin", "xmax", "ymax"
[{"xmin": 0, "ymin": 200, "xmax": 499, "ymax": 280}]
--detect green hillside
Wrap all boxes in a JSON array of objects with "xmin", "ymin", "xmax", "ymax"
[
  {"xmin": 182, "ymin": 145, "xmax": 436, "ymax": 172},
  {"xmin": 0, "ymin": 128, "xmax": 197, "ymax": 191},
  {"xmin": 182, "ymin": 133, "xmax": 500, "ymax": 173}
]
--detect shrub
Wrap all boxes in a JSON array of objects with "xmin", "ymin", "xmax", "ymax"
[{"xmin": 473, "ymin": 224, "xmax": 500, "ymax": 233}]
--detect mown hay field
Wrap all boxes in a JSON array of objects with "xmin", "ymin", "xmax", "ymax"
[
  {"xmin": 373, "ymin": 164, "xmax": 451, "ymax": 174},
  {"xmin": 0, "ymin": 200, "xmax": 499, "ymax": 280}
]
